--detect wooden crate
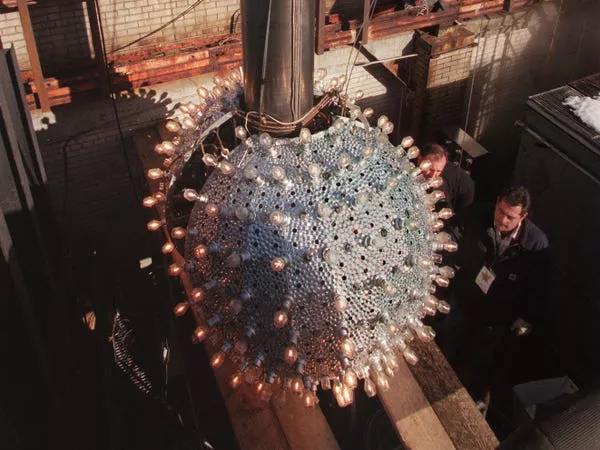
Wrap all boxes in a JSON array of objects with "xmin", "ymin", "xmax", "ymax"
[{"xmin": 132, "ymin": 125, "xmax": 499, "ymax": 450}]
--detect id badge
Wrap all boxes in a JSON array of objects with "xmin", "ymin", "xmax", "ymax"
[{"xmin": 475, "ymin": 265, "xmax": 495, "ymax": 294}]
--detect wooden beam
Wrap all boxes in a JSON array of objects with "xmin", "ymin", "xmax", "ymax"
[
  {"xmin": 17, "ymin": 0, "xmax": 49, "ymax": 111},
  {"xmin": 409, "ymin": 340, "xmax": 499, "ymax": 449},
  {"xmin": 315, "ymin": 0, "xmax": 326, "ymax": 55},
  {"xmin": 378, "ymin": 355, "xmax": 456, "ymax": 449},
  {"xmin": 361, "ymin": 0, "xmax": 371, "ymax": 44}
]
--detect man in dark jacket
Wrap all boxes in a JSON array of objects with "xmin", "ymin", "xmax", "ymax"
[
  {"xmin": 418, "ymin": 143, "xmax": 475, "ymax": 214},
  {"xmin": 441, "ymin": 185, "xmax": 550, "ymax": 402}
]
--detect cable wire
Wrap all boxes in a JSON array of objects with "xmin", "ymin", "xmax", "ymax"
[{"xmin": 107, "ymin": 0, "xmax": 209, "ymax": 55}]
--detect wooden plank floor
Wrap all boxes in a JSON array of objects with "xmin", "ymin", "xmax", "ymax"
[{"xmin": 132, "ymin": 124, "xmax": 498, "ymax": 450}]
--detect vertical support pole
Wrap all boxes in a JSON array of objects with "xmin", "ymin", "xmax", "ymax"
[
  {"xmin": 86, "ymin": 0, "xmax": 111, "ymax": 98},
  {"xmin": 17, "ymin": 0, "xmax": 50, "ymax": 111},
  {"xmin": 362, "ymin": 0, "xmax": 371, "ymax": 44},
  {"xmin": 316, "ymin": 0, "xmax": 326, "ymax": 55}
]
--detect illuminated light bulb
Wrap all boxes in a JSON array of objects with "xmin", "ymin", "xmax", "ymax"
[
  {"xmin": 162, "ymin": 141, "xmax": 175, "ymax": 154},
  {"xmin": 354, "ymin": 90, "xmax": 364, "ymax": 100},
  {"xmin": 362, "ymin": 146, "xmax": 374, "ymax": 159},
  {"xmin": 338, "ymin": 152, "xmax": 351, "ymax": 168},
  {"xmin": 349, "ymin": 106, "xmax": 361, "ymax": 120},
  {"xmin": 334, "ymin": 294, "xmax": 348, "ymax": 312},
  {"xmin": 186, "ymin": 102, "xmax": 198, "ymax": 114},
  {"xmin": 271, "ymin": 257, "xmax": 287, "ymax": 272},
  {"xmin": 307, "ymin": 164, "xmax": 321, "ymax": 181},
  {"xmin": 259, "ymin": 132, "xmax": 273, "ymax": 148},
  {"xmin": 143, "ymin": 196, "xmax": 157, "ymax": 207},
  {"xmin": 230, "ymin": 372, "xmax": 243, "ymax": 389},
  {"xmin": 384, "ymin": 283, "xmax": 397, "ymax": 295},
  {"xmin": 317, "ymin": 203, "xmax": 332, "ymax": 218},
  {"xmin": 303, "ymin": 391, "xmax": 316, "ymax": 408},
  {"xmin": 323, "ymin": 249, "xmax": 339, "ymax": 266},
  {"xmin": 191, "ymin": 288, "xmax": 204, "ymax": 303},
  {"xmin": 213, "ymin": 74, "xmax": 224, "ymax": 86},
  {"xmin": 364, "ymin": 377, "xmax": 377, "ymax": 397},
  {"xmin": 410, "ymin": 167, "xmax": 422, "ymax": 178},
  {"xmin": 202, "ymin": 153, "xmax": 218, "ymax": 167},
  {"xmin": 273, "ymin": 310, "xmax": 289, "ymax": 328},
  {"xmin": 341, "ymin": 337, "xmax": 355, "ymax": 357},
  {"xmin": 438, "ymin": 208, "xmax": 454, "ymax": 220},
  {"xmin": 340, "ymin": 384, "xmax": 354, "ymax": 406},
  {"xmin": 382, "ymin": 121, "xmax": 394, "ymax": 135},
  {"xmin": 269, "ymin": 211, "xmax": 288, "ymax": 226},
  {"xmin": 179, "ymin": 103, "xmax": 189, "ymax": 114},
  {"xmin": 161, "ymin": 242, "xmax": 174, "ymax": 254},
  {"xmin": 424, "ymin": 295, "xmax": 439, "ymax": 309},
  {"xmin": 401, "ymin": 136, "xmax": 414, "ymax": 148},
  {"xmin": 394, "ymin": 145, "xmax": 405, "ymax": 158},
  {"xmin": 154, "ymin": 144, "xmax": 165, "ymax": 155},
  {"xmin": 235, "ymin": 206, "xmax": 249, "ymax": 221},
  {"xmin": 234, "ymin": 126, "xmax": 247, "ymax": 140},
  {"xmin": 284, "ymin": 345, "xmax": 298, "ymax": 364},
  {"xmin": 171, "ymin": 227, "xmax": 186, "ymax": 239},
  {"xmin": 194, "ymin": 244, "xmax": 208, "ymax": 258},
  {"xmin": 229, "ymin": 69, "xmax": 240, "ymax": 82},
  {"xmin": 403, "ymin": 347, "xmax": 419, "ymax": 365},
  {"xmin": 168, "ymin": 264, "xmax": 182, "ymax": 276},
  {"xmin": 173, "ymin": 302, "xmax": 188, "ymax": 317},
  {"xmin": 292, "ymin": 378, "xmax": 304, "ymax": 395},
  {"xmin": 182, "ymin": 116, "xmax": 196, "ymax": 129},
  {"xmin": 404, "ymin": 146, "xmax": 419, "ymax": 161},
  {"xmin": 193, "ymin": 325, "xmax": 208, "ymax": 342},
  {"xmin": 438, "ymin": 300, "xmax": 451, "ymax": 314},
  {"xmin": 443, "ymin": 241, "xmax": 458, "ymax": 252},
  {"xmin": 385, "ymin": 352, "xmax": 399, "ymax": 372},
  {"xmin": 374, "ymin": 371, "xmax": 390, "ymax": 392},
  {"xmin": 437, "ymin": 231, "xmax": 452, "ymax": 243},
  {"xmin": 327, "ymin": 77, "xmax": 339, "ymax": 91},
  {"xmin": 197, "ymin": 86, "xmax": 209, "ymax": 99},
  {"xmin": 416, "ymin": 325, "xmax": 436, "ymax": 342},
  {"xmin": 432, "ymin": 219, "xmax": 444, "ymax": 232},
  {"xmin": 439, "ymin": 266, "xmax": 456, "ymax": 279},
  {"xmin": 332, "ymin": 118, "xmax": 345, "ymax": 133},
  {"xmin": 243, "ymin": 165, "xmax": 259, "ymax": 181},
  {"xmin": 377, "ymin": 114, "xmax": 390, "ymax": 128},
  {"xmin": 338, "ymin": 74, "xmax": 347, "ymax": 86},
  {"xmin": 212, "ymin": 86, "xmax": 223, "ymax": 98},
  {"xmin": 343, "ymin": 370, "xmax": 358, "ymax": 389},
  {"xmin": 147, "ymin": 220, "xmax": 162, "ymax": 231},
  {"xmin": 258, "ymin": 383, "xmax": 272, "ymax": 402},
  {"xmin": 165, "ymin": 119, "xmax": 181, "ymax": 132},
  {"xmin": 423, "ymin": 304, "xmax": 437, "ymax": 316},
  {"xmin": 427, "ymin": 191, "xmax": 445, "ymax": 206},
  {"xmin": 217, "ymin": 161, "xmax": 234, "ymax": 175},
  {"xmin": 205, "ymin": 203, "xmax": 218, "ymax": 216},
  {"xmin": 363, "ymin": 107, "xmax": 374, "ymax": 118},
  {"xmin": 147, "ymin": 168, "xmax": 164, "ymax": 180},
  {"xmin": 355, "ymin": 191, "xmax": 369, "ymax": 205},
  {"xmin": 419, "ymin": 159, "xmax": 433, "ymax": 172},
  {"xmin": 272, "ymin": 166, "xmax": 286, "ymax": 181},
  {"xmin": 385, "ymin": 177, "xmax": 399, "ymax": 190},
  {"xmin": 183, "ymin": 189, "xmax": 207, "ymax": 203},
  {"xmin": 428, "ymin": 177, "xmax": 444, "ymax": 190},
  {"xmin": 210, "ymin": 351, "xmax": 225, "ymax": 368}
]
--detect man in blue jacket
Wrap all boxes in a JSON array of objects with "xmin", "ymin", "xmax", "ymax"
[{"xmin": 442, "ymin": 185, "xmax": 550, "ymax": 405}]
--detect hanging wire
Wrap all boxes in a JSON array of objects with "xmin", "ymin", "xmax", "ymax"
[
  {"xmin": 343, "ymin": 0, "xmax": 379, "ymax": 99},
  {"xmin": 107, "ymin": 0, "xmax": 209, "ymax": 54}
]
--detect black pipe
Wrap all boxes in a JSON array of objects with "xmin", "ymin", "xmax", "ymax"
[{"xmin": 240, "ymin": 0, "xmax": 315, "ymax": 122}]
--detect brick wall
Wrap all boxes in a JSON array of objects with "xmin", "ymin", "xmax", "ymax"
[{"xmin": 1, "ymin": 0, "xmax": 241, "ymax": 74}]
